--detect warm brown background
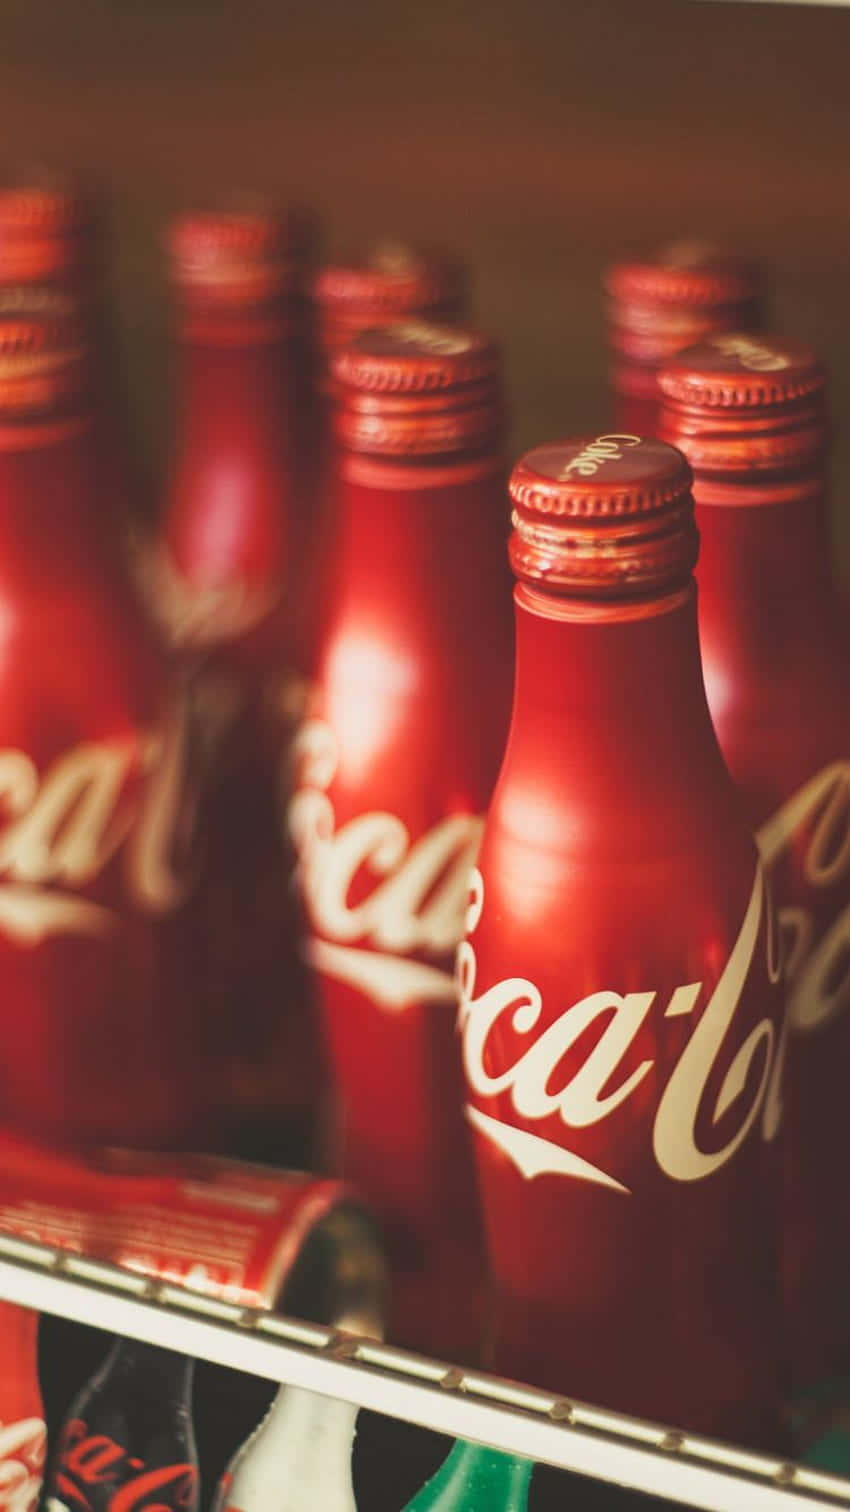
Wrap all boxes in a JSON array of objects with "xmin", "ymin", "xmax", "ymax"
[{"xmin": 2, "ymin": 0, "xmax": 849, "ymax": 557}]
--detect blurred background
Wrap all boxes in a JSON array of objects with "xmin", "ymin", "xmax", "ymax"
[{"xmin": 2, "ymin": 0, "xmax": 849, "ymax": 556}]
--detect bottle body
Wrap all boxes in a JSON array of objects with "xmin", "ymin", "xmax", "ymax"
[
  {"xmin": 658, "ymin": 334, "xmax": 850, "ymax": 1391},
  {"xmin": 461, "ymin": 571, "xmax": 785, "ymax": 1445},
  {"xmin": 0, "ymin": 1304, "xmax": 45, "ymax": 1512},
  {"xmin": 47, "ymin": 1341, "xmax": 198, "ymax": 1512},
  {"xmin": 696, "ymin": 493, "xmax": 850, "ymax": 1386},
  {"xmin": 215, "ymin": 1387, "xmax": 357, "ymax": 1512},
  {"xmin": 0, "ymin": 426, "xmax": 203, "ymax": 1148},
  {"xmin": 290, "ymin": 455, "xmax": 513, "ymax": 1355}
]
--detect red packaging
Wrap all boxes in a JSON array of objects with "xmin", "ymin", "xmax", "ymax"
[
  {"xmin": 659, "ymin": 333, "xmax": 850, "ymax": 1389},
  {"xmin": 289, "ymin": 320, "xmax": 513, "ymax": 1359},
  {"xmin": 460, "ymin": 435, "xmax": 785, "ymax": 1447},
  {"xmin": 604, "ymin": 241, "xmax": 764, "ymax": 435},
  {"xmin": 0, "ymin": 1129, "xmax": 383, "ymax": 1315}
]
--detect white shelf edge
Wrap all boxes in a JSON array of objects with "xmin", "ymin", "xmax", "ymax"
[{"xmin": 0, "ymin": 1233, "xmax": 847, "ymax": 1512}]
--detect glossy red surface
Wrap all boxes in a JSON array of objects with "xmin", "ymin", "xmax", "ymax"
[
  {"xmin": 0, "ymin": 392, "xmax": 204, "ymax": 1147},
  {"xmin": 0, "ymin": 1302, "xmax": 44, "ymax": 1512},
  {"xmin": 660, "ymin": 335, "xmax": 850, "ymax": 1388},
  {"xmin": 460, "ymin": 436, "xmax": 785, "ymax": 1446},
  {"xmin": 289, "ymin": 325, "xmax": 512, "ymax": 1352}
]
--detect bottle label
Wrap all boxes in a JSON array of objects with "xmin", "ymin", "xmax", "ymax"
[
  {"xmin": 459, "ymin": 864, "xmax": 783, "ymax": 1190},
  {"xmin": 289, "ymin": 717, "xmax": 481, "ymax": 1011},
  {"xmin": 0, "ymin": 1417, "xmax": 45, "ymax": 1512},
  {"xmin": 135, "ymin": 543, "xmax": 282, "ymax": 649},
  {"xmin": 756, "ymin": 761, "xmax": 850, "ymax": 1034},
  {"xmin": 0, "ymin": 699, "xmax": 199, "ymax": 942},
  {"xmin": 49, "ymin": 1420, "xmax": 198, "ymax": 1512}
]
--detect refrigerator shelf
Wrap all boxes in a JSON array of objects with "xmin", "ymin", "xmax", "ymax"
[{"xmin": 0, "ymin": 1227, "xmax": 845, "ymax": 1512}]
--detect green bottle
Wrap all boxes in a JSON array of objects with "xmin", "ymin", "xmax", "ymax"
[{"xmin": 403, "ymin": 1438, "xmax": 533, "ymax": 1511}]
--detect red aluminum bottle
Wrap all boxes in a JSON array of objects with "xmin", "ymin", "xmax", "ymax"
[
  {"xmin": 0, "ymin": 171, "xmax": 145, "ymax": 526},
  {"xmin": 299, "ymin": 245, "xmax": 470, "ymax": 669},
  {"xmin": 604, "ymin": 241, "xmax": 764, "ymax": 436},
  {"xmin": 0, "ymin": 311, "xmax": 204, "ymax": 1150},
  {"xmin": 153, "ymin": 207, "xmax": 324, "ymax": 1164},
  {"xmin": 47, "ymin": 1340, "xmax": 199, "ymax": 1512},
  {"xmin": 459, "ymin": 435, "xmax": 786, "ymax": 1446},
  {"xmin": 0, "ymin": 1304, "xmax": 45, "ymax": 1512},
  {"xmin": 658, "ymin": 333, "xmax": 850, "ymax": 1391},
  {"xmin": 288, "ymin": 320, "xmax": 513, "ymax": 1358}
]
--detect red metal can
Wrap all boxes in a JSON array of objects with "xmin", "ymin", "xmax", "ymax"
[
  {"xmin": 659, "ymin": 333, "xmax": 850, "ymax": 1393},
  {"xmin": 604, "ymin": 241, "xmax": 764, "ymax": 436},
  {"xmin": 288, "ymin": 319, "xmax": 513, "ymax": 1360},
  {"xmin": 460, "ymin": 435, "xmax": 785, "ymax": 1447}
]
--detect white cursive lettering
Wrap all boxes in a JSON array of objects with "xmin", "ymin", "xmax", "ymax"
[
  {"xmin": 289, "ymin": 718, "xmax": 480, "ymax": 1010},
  {"xmin": 757, "ymin": 762, "xmax": 850, "ymax": 1034},
  {"xmin": 460, "ymin": 864, "xmax": 779, "ymax": 1189}
]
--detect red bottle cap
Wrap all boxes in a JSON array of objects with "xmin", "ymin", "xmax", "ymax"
[
  {"xmin": 315, "ymin": 241, "xmax": 467, "ymax": 360},
  {"xmin": 509, "ymin": 434, "xmax": 698, "ymax": 597},
  {"xmin": 0, "ymin": 173, "xmax": 99, "ymax": 289},
  {"xmin": 0, "ymin": 313, "xmax": 87, "ymax": 417},
  {"xmin": 332, "ymin": 321, "xmax": 503, "ymax": 457},
  {"xmin": 606, "ymin": 241, "xmax": 762, "ymax": 310},
  {"xmin": 167, "ymin": 205, "xmax": 303, "ymax": 340},
  {"xmin": 605, "ymin": 242, "xmax": 764, "ymax": 372},
  {"xmin": 658, "ymin": 332, "xmax": 828, "ymax": 484}
]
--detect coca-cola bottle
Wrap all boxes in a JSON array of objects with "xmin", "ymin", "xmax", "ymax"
[
  {"xmin": 213, "ymin": 1390, "xmax": 357, "ymax": 1512},
  {"xmin": 288, "ymin": 320, "xmax": 513, "ymax": 1356},
  {"xmin": 403, "ymin": 1440, "xmax": 532, "ymax": 1512},
  {"xmin": 0, "ymin": 1303, "xmax": 45, "ymax": 1512},
  {"xmin": 152, "ymin": 206, "xmax": 324, "ymax": 1162},
  {"xmin": 46, "ymin": 1340, "xmax": 198, "ymax": 1512},
  {"xmin": 298, "ymin": 244, "xmax": 470, "ymax": 667},
  {"xmin": 0, "ymin": 171, "xmax": 144, "ymax": 525},
  {"xmin": 604, "ymin": 242, "xmax": 764, "ymax": 435},
  {"xmin": 459, "ymin": 434, "xmax": 785, "ymax": 1446},
  {"xmin": 658, "ymin": 333, "xmax": 850, "ymax": 1393},
  {"xmin": 0, "ymin": 310, "xmax": 202, "ymax": 1149}
]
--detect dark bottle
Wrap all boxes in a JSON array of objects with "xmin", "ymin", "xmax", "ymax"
[
  {"xmin": 152, "ymin": 205, "xmax": 324, "ymax": 1164},
  {"xmin": 47, "ymin": 1340, "xmax": 199, "ymax": 1512}
]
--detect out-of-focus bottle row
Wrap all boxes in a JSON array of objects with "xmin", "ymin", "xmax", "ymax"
[{"xmin": 0, "ymin": 164, "xmax": 848, "ymax": 1482}]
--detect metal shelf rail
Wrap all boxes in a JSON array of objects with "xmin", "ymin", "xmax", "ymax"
[{"xmin": 0, "ymin": 1227, "xmax": 846, "ymax": 1512}]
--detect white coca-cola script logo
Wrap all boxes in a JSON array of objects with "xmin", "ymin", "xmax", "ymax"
[
  {"xmin": 0, "ymin": 1417, "xmax": 45, "ymax": 1512},
  {"xmin": 709, "ymin": 333, "xmax": 789, "ymax": 372},
  {"xmin": 561, "ymin": 434, "xmax": 641, "ymax": 478},
  {"xmin": 0, "ymin": 704, "xmax": 197, "ymax": 943},
  {"xmin": 134, "ymin": 540, "xmax": 282, "ymax": 650},
  {"xmin": 757, "ymin": 762, "xmax": 850, "ymax": 1035},
  {"xmin": 289, "ymin": 718, "xmax": 481, "ymax": 1011},
  {"xmin": 459, "ymin": 865, "xmax": 782, "ymax": 1191}
]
